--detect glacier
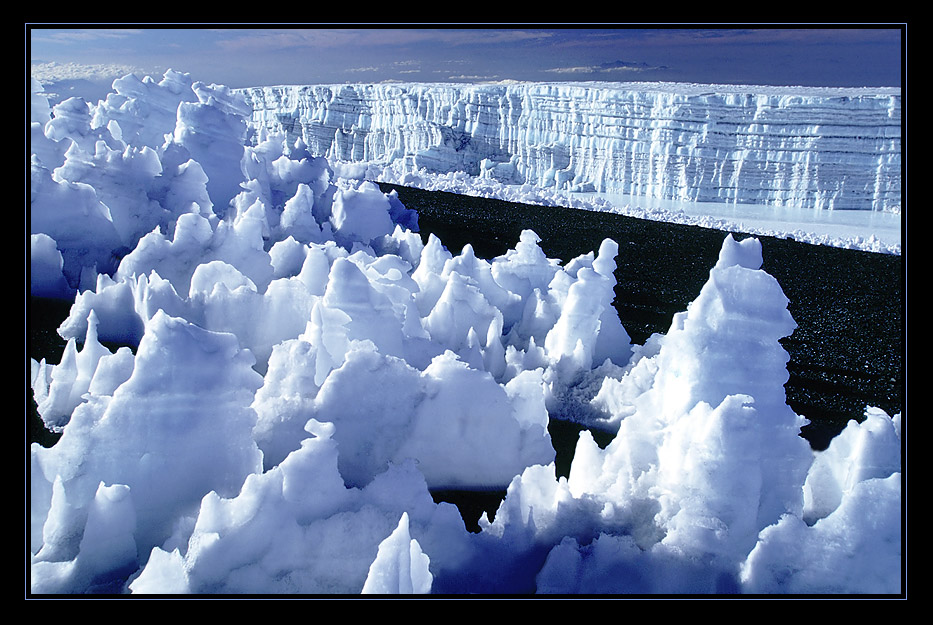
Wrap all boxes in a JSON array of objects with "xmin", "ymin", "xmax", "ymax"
[
  {"xmin": 28, "ymin": 70, "xmax": 902, "ymax": 596},
  {"xmin": 239, "ymin": 81, "xmax": 902, "ymax": 214}
]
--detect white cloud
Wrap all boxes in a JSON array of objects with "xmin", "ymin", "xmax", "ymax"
[
  {"xmin": 214, "ymin": 28, "xmax": 555, "ymax": 53},
  {"xmin": 444, "ymin": 74, "xmax": 502, "ymax": 82},
  {"xmin": 544, "ymin": 60, "xmax": 668, "ymax": 76},
  {"xmin": 31, "ymin": 61, "xmax": 149, "ymax": 83},
  {"xmin": 31, "ymin": 28, "xmax": 144, "ymax": 44},
  {"xmin": 30, "ymin": 61, "xmax": 164, "ymax": 103}
]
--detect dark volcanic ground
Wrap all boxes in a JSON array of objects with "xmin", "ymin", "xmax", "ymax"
[{"xmin": 379, "ymin": 183, "xmax": 905, "ymax": 451}]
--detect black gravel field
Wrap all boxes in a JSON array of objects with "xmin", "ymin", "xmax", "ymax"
[{"xmin": 379, "ymin": 183, "xmax": 905, "ymax": 451}]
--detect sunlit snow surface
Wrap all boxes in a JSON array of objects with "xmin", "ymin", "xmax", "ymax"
[
  {"xmin": 590, "ymin": 192, "xmax": 901, "ymax": 252},
  {"xmin": 29, "ymin": 71, "xmax": 902, "ymax": 595},
  {"xmin": 339, "ymin": 166, "xmax": 902, "ymax": 255}
]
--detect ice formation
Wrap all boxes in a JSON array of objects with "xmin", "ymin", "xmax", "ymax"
[
  {"xmin": 29, "ymin": 71, "xmax": 902, "ymax": 595},
  {"xmin": 240, "ymin": 81, "xmax": 902, "ymax": 213}
]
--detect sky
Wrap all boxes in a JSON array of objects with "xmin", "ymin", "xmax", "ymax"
[{"xmin": 28, "ymin": 25, "xmax": 904, "ymax": 103}]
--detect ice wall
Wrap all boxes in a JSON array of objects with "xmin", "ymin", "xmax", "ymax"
[{"xmin": 239, "ymin": 82, "xmax": 902, "ymax": 212}]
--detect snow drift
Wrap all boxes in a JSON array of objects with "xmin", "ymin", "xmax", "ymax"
[{"xmin": 29, "ymin": 71, "xmax": 902, "ymax": 595}]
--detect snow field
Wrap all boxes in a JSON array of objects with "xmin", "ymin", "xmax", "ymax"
[{"xmin": 29, "ymin": 71, "xmax": 902, "ymax": 595}]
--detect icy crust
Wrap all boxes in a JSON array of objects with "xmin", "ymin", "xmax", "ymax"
[
  {"xmin": 29, "ymin": 71, "xmax": 902, "ymax": 595},
  {"xmin": 240, "ymin": 81, "xmax": 901, "ymax": 213}
]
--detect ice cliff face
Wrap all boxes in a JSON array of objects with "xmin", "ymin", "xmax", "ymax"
[{"xmin": 239, "ymin": 82, "xmax": 901, "ymax": 212}]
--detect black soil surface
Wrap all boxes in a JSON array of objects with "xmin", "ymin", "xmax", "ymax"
[{"xmin": 380, "ymin": 183, "xmax": 905, "ymax": 451}]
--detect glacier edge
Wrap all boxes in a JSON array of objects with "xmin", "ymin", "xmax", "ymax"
[{"xmin": 238, "ymin": 81, "xmax": 901, "ymax": 213}]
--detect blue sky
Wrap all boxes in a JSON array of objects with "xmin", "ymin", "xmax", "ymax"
[{"xmin": 29, "ymin": 25, "xmax": 903, "ymax": 102}]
